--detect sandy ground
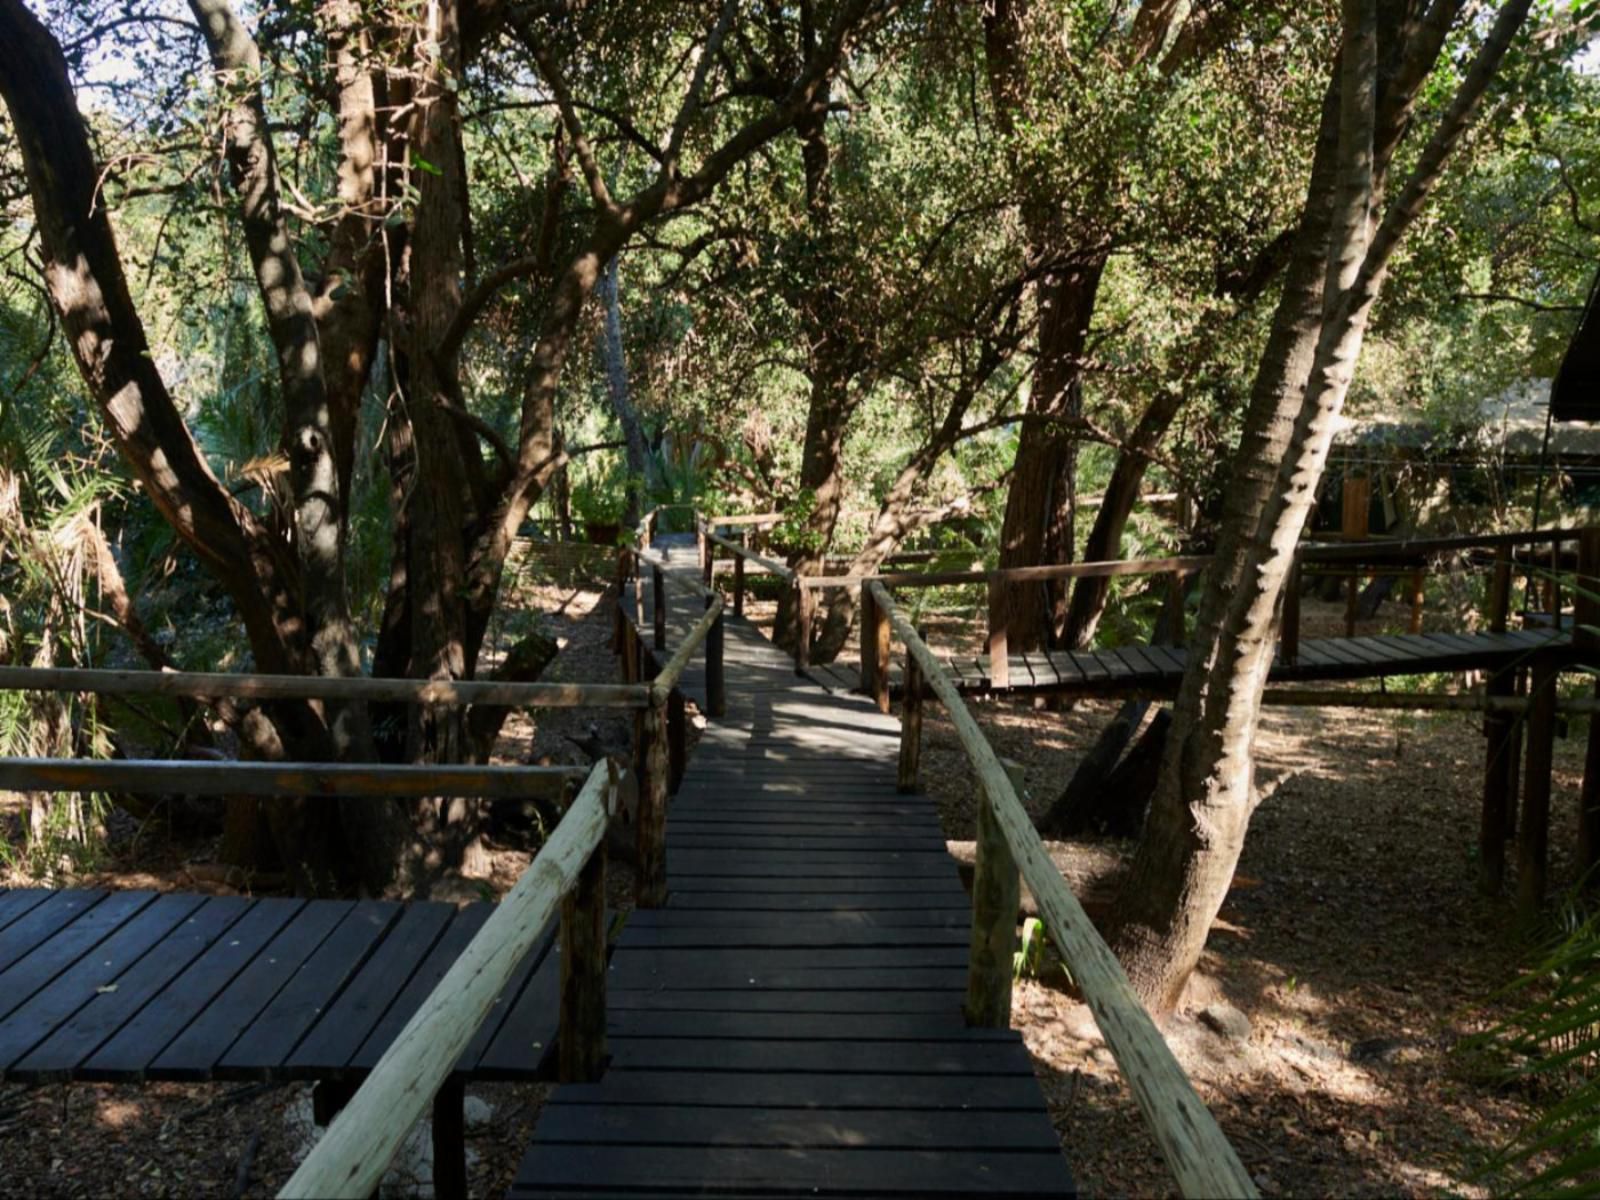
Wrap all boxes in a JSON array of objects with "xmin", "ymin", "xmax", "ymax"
[{"xmin": 0, "ymin": 584, "xmax": 1586, "ymax": 1196}]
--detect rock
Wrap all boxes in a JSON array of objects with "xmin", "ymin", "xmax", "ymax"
[
  {"xmin": 1198, "ymin": 1002, "xmax": 1252, "ymax": 1043},
  {"xmin": 1348, "ymin": 1036, "xmax": 1408, "ymax": 1064},
  {"xmin": 463, "ymin": 1096, "xmax": 494, "ymax": 1129}
]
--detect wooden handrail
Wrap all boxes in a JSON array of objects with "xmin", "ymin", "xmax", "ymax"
[
  {"xmin": 809, "ymin": 554, "xmax": 1210, "ymax": 591},
  {"xmin": 281, "ymin": 759, "xmax": 619, "ymax": 1199},
  {"xmin": 705, "ymin": 511, "xmax": 783, "ymax": 528},
  {"xmin": 702, "ymin": 529, "xmax": 794, "ymax": 580},
  {"xmin": 653, "ymin": 593, "xmax": 725, "ymax": 697},
  {"xmin": 0, "ymin": 665, "xmax": 650, "ymax": 709},
  {"xmin": 0, "ymin": 758, "xmax": 585, "ymax": 798},
  {"xmin": 867, "ymin": 580, "xmax": 1257, "ymax": 1200}
]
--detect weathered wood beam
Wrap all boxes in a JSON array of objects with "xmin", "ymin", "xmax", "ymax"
[
  {"xmin": 0, "ymin": 758, "xmax": 584, "ymax": 797},
  {"xmin": 866, "ymin": 581, "xmax": 1256, "ymax": 1200},
  {"xmin": 0, "ymin": 665, "xmax": 649, "ymax": 709}
]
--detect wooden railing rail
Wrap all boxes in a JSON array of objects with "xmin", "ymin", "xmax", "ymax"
[
  {"xmin": 867, "ymin": 579, "xmax": 1257, "ymax": 1200},
  {"xmin": 616, "ymin": 532, "xmax": 728, "ymax": 905},
  {"xmin": 701, "ymin": 528, "xmax": 795, "ymax": 580},
  {"xmin": 0, "ymin": 758, "xmax": 584, "ymax": 798},
  {"xmin": 805, "ymin": 554, "xmax": 1211, "ymax": 592},
  {"xmin": 281, "ymin": 759, "xmax": 622, "ymax": 1200},
  {"xmin": 0, "ymin": 665, "xmax": 650, "ymax": 709}
]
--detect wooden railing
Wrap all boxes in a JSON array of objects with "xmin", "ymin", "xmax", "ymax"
[
  {"xmin": 865, "ymin": 579, "xmax": 1257, "ymax": 1200},
  {"xmin": 282, "ymin": 758, "xmax": 624, "ymax": 1199}
]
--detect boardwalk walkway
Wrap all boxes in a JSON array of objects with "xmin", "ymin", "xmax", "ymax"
[
  {"xmin": 512, "ymin": 540, "xmax": 1076, "ymax": 1197},
  {"xmin": 807, "ymin": 626, "xmax": 1567, "ymax": 699}
]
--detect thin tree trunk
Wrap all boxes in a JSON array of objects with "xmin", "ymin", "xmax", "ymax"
[
  {"xmin": 597, "ymin": 256, "xmax": 652, "ymax": 527},
  {"xmin": 1110, "ymin": 0, "xmax": 1530, "ymax": 1009}
]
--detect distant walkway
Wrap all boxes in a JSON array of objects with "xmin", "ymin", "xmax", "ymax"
[
  {"xmin": 511, "ymin": 539, "xmax": 1075, "ymax": 1197},
  {"xmin": 807, "ymin": 626, "xmax": 1567, "ymax": 699}
]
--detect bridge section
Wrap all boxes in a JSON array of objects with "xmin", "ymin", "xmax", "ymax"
[{"xmin": 512, "ymin": 541, "xmax": 1076, "ymax": 1197}]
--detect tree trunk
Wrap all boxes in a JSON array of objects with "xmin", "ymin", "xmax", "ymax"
[
  {"xmin": 993, "ymin": 257, "xmax": 1106, "ymax": 652},
  {"xmin": 597, "ymin": 256, "xmax": 652, "ymax": 527},
  {"xmin": 1109, "ymin": 0, "xmax": 1530, "ymax": 1009}
]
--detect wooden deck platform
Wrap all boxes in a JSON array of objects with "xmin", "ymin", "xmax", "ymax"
[
  {"xmin": 0, "ymin": 888, "xmax": 565, "ymax": 1085},
  {"xmin": 512, "ymin": 542, "xmax": 1076, "ymax": 1198},
  {"xmin": 805, "ymin": 626, "xmax": 1568, "ymax": 699}
]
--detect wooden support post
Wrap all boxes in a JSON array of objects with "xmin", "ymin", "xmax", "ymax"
[
  {"xmin": 1281, "ymin": 559, "xmax": 1302, "ymax": 664},
  {"xmin": 696, "ymin": 524, "xmax": 707, "ymax": 574},
  {"xmin": 1518, "ymin": 655, "xmax": 1559, "ymax": 923},
  {"xmin": 733, "ymin": 553, "xmax": 746, "ymax": 618},
  {"xmin": 703, "ymin": 539, "xmax": 714, "ymax": 590},
  {"xmin": 1577, "ymin": 531, "xmax": 1600, "ymax": 888},
  {"xmin": 1479, "ymin": 665, "xmax": 1516, "ymax": 896},
  {"xmin": 645, "ymin": 509, "xmax": 657, "ymax": 546},
  {"xmin": 1582, "ymin": 679, "xmax": 1600, "ymax": 890},
  {"xmin": 965, "ymin": 758, "xmax": 1023, "ymax": 1029},
  {"xmin": 1342, "ymin": 472, "xmax": 1369, "ymax": 637},
  {"xmin": 794, "ymin": 580, "xmax": 813, "ymax": 670},
  {"xmin": 860, "ymin": 583, "xmax": 878, "ymax": 696},
  {"xmin": 1407, "ymin": 569, "xmax": 1425, "ymax": 634},
  {"xmin": 706, "ymin": 598, "xmax": 726, "ymax": 718},
  {"xmin": 1489, "ymin": 545, "xmax": 1512, "ymax": 633},
  {"xmin": 652, "ymin": 565, "xmax": 667, "ymax": 652},
  {"xmin": 668, "ymin": 688, "xmax": 687, "ymax": 794},
  {"xmin": 1167, "ymin": 572, "xmax": 1186, "ymax": 645},
  {"xmin": 431, "ymin": 1078, "xmax": 466, "ymax": 1200},
  {"xmin": 637, "ymin": 692, "xmax": 669, "ymax": 907},
  {"xmin": 871, "ymin": 589, "xmax": 892, "ymax": 716},
  {"xmin": 897, "ymin": 635, "xmax": 924, "ymax": 794},
  {"xmin": 987, "ymin": 577, "xmax": 1009, "ymax": 691},
  {"xmin": 559, "ymin": 843, "xmax": 607, "ymax": 1082}
]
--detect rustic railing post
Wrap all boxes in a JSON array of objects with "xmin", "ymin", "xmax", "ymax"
[
  {"xmin": 870, "ymin": 587, "xmax": 891, "ymax": 715},
  {"xmin": 986, "ymin": 577, "xmax": 1009, "ymax": 691},
  {"xmin": 1576, "ymin": 529, "xmax": 1600, "ymax": 885},
  {"xmin": 558, "ymin": 838, "xmax": 607, "ymax": 1082},
  {"xmin": 860, "ymin": 582, "xmax": 878, "ymax": 696},
  {"xmin": 1342, "ymin": 471, "xmax": 1369, "ymax": 636},
  {"xmin": 1518, "ymin": 653, "xmax": 1559, "ymax": 923},
  {"xmin": 1167, "ymin": 571, "xmax": 1186, "ymax": 644},
  {"xmin": 1489, "ymin": 544, "xmax": 1512, "ymax": 631},
  {"xmin": 431, "ymin": 1080, "xmax": 467, "ymax": 1200},
  {"xmin": 697, "ymin": 521, "xmax": 709, "ymax": 577},
  {"xmin": 965, "ymin": 757, "xmax": 1023, "ymax": 1028},
  {"xmin": 794, "ymin": 579, "xmax": 813, "ymax": 669},
  {"xmin": 703, "ymin": 537, "xmax": 714, "ymax": 589},
  {"xmin": 637, "ymin": 689, "xmax": 670, "ymax": 907},
  {"xmin": 652, "ymin": 564, "xmax": 667, "ymax": 651},
  {"xmin": 1407, "ymin": 568, "xmax": 1425, "ymax": 634},
  {"xmin": 706, "ymin": 596, "xmax": 726, "ymax": 718},
  {"xmin": 897, "ymin": 631, "xmax": 924, "ymax": 794},
  {"xmin": 733, "ymin": 552, "xmax": 746, "ymax": 617},
  {"xmin": 668, "ymin": 687, "xmax": 687, "ymax": 794},
  {"xmin": 1281, "ymin": 557, "xmax": 1302, "ymax": 664}
]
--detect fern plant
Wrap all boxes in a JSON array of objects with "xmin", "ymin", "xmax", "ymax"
[{"xmin": 1468, "ymin": 903, "xmax": 1600, "ymax": 1195}]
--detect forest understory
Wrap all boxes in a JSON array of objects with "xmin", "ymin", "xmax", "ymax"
[{"xmin": 0, "ymin": 585, "xmax": 1580, "ymax": 1198}]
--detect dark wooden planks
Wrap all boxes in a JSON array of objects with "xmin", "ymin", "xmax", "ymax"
[
  {"xmin": 150, "ymin": 899, "xmax": 350, "ymax": 1080},
  {"xmin": 533, "ymin": 1104, "xmax": 1061, "ymax": 1150},
  {"xmin": 13, "ymin": 895, "xmax": 253, "ymax": 1081},
  {"xmin": 82, "ymin": 897, "xmax": 304, "ymax": 1081},
  {"xmin": 475, "ymin": 924, "xmax": 562, "ymax": 1079},
  {"xmin": 0, "ymin": 890, "xmax": 154, "ymax": 1022},
  {"xmin": 284, "ymin": 901, "xmax": 454, "ymax": 1078},
  {"xmin": 607, "ymin": 1011, "xmax": 995, "ymax": 1041},
  {"xmin": 548, "ymin": 1069, "xmax": 1051, "ymax": 1112},
  {"xmin": 0, "ymin": 888, "xmax": 51, "ymax": 935},
  {"xmin": 352, "ymin": 903, "xmax": 491, "ymax": 1072},
  {"xmin": 0, "ymin": 892, "xmax": 205, "ymax": 1074},
  {"xmin": 0, "ymin": 889, "xmax": 117, "ymax": 976},
  {"xmin": 217, "ymin": 899, "xmax": 400, "ymax": 1079},
  {"xmin": 456, "ymin": 919, "xmax": 556, "ymax": 1076},
  {"xmin": 512, "ymin": 1142, "xmax": 1072, "ymax": 1196}
]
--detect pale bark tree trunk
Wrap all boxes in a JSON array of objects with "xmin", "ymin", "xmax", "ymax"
[
  {"xmin": 1110, "ymin": 0, "xmax": 1531, "ymax": 1010},
  {"xmin": 596, "ymin": 257, "xmax": 653, "ymax": 527}
]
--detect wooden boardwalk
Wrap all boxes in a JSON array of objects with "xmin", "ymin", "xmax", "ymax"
[
  {"xmin": 0, "ymin": 888, "xmax": 565, "ymax": 1085},
  {"xmin": 512, "ymin": 541, "xmax": 1076, "ymax": 1197},
  {"xmin": 806, "ymin": 626, "xmax": 1568, "ymax": 699}
]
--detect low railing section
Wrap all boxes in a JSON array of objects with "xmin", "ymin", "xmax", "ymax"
[{"xmin": 866, "ymin": 579, "xmax": 1257, "ymax": 1200}]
